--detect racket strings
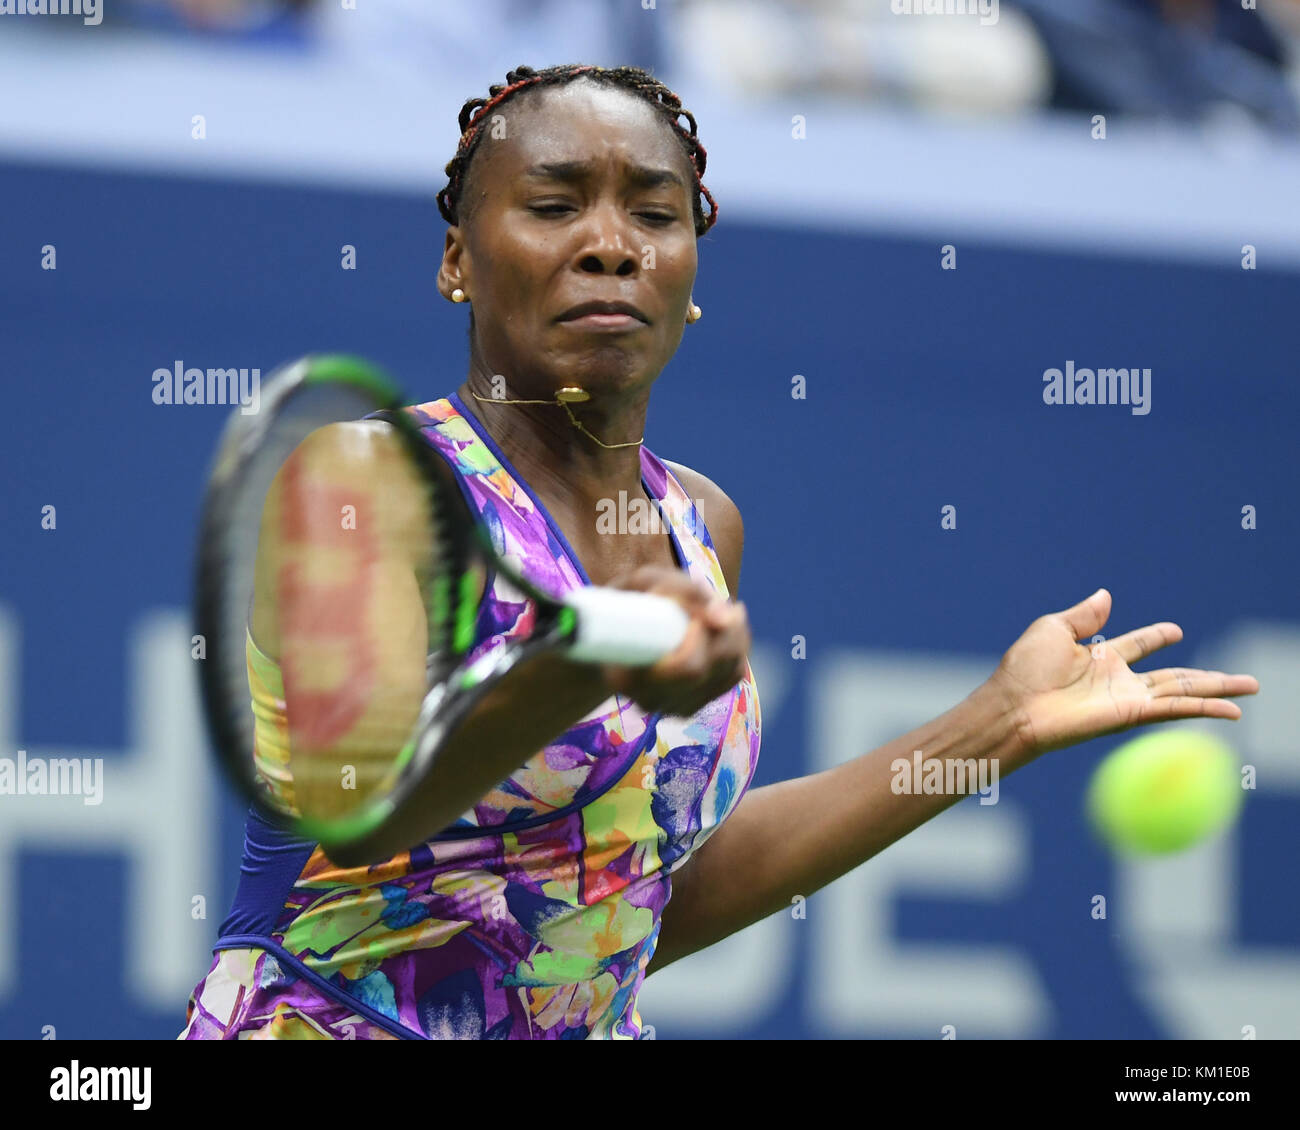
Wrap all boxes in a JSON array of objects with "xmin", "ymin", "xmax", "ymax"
[
  {"xmin": 200, "ymin": 360, "xmax": 554, "ymax": 844},
  {"xmin": 213, "ymin": 384, "xmax": 459, "ymax": 828}
]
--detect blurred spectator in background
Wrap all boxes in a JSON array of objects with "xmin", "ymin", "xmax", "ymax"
[
  {"xmin": 669, "ymin": 0, "xmax": 1300, "ymax": 131},
  {"xmin": 1011, "ymin": 0, "xmax": 1300, "ymax": 131},
  {"xmin": 98, "ymin": 0, "xmax": 660, "ymax": 74},
  {"xmin": 305, "ymin": 0, "xmax": 663, "ymax": 87},
  {"xmin": 1261, "ymin": 0, "xmax": 1300, "ymax": 105},
  {"xmin": 668, "ymin": 0, "xmax": 1053, "ymax": 114},
  {"xmin": 115, "ymin": 0, "xmax": 315, "ymax": 41},
  {"xmin": 51, "ymin": 0, "xmax": 1300, "ymax": 136}
]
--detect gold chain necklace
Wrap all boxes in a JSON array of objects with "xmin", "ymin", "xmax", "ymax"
[{"xmin": 467, "ymin": 386, "xmax": 643, "ymax": 450}]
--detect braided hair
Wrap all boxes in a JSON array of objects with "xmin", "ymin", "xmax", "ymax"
[{"xmin": 437, "ymin": 64, "xmax": 718, "ymax": 239}]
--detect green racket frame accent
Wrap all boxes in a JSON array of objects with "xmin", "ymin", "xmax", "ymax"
[
  {"xmin": 454, "ymin": 570, "xmax": 479, "ymax": 654},
  {"xmin": 301, "ymin": 354, "xmax": 402, "ymax": 403}
]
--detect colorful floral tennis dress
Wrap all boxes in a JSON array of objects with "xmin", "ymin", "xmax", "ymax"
[{"xmin": 180, "ymin": 392, "xmax": 761, "ymax": 1039}]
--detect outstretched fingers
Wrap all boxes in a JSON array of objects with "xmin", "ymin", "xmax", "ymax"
[
  {"xmin": 1140, "ymin": 668, "xmax": 1260, "ymax": 701},
  {"xmin": 1134, "ymin": 695, "xmax": 1244, "ymax": 723},
  {"xmin": 1104, "ymin": 622, "xmax": 1183, "ymax": 665}
]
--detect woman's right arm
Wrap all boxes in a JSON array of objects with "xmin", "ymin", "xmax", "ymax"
[{"xmin": 250, "ymin": 419, "xmax": 749, "ymax": 867}]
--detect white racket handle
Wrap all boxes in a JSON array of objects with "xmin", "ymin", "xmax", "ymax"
[{"xmin": 564, "ymin": 586, "xmax": 691, "ymax": 665}]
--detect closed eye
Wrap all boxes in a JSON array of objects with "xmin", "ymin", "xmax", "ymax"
[{"xmin": 528, "ymin": 204, "xmax": 678, "ymax": 224}]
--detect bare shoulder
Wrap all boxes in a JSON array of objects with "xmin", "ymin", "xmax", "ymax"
[{"xmin": 660, "ymin": 459, "xmax": 745, "ymax": 597}]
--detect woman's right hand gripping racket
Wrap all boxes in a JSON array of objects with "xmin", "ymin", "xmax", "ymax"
[{"xmin": 194, "ymin": 354, "xmax": 689, "ymax": 848}]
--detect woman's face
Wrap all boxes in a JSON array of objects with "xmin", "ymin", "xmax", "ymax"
[{"xmin": 440, "ymin": 80, "xmax": 700, "ymax": 397}]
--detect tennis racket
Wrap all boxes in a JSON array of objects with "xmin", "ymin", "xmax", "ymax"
[{"xmin": 194, "ymin": 354, "xmax": 689, "ymax": 847}]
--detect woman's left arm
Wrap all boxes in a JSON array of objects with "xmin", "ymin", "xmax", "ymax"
[
  {"xmin": 650, "ymin": 673, "xmax": 1022, "ymax": 972},
  {"xmin": 648, "ymin": 474, "xmax": 1259, "ymax": 972}
]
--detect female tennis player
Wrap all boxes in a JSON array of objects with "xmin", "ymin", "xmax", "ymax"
[{"xmin": 180, "ymin": 63, "xmax": 1257, "ymax": 1040}]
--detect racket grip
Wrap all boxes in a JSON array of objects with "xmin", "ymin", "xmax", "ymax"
[{"xmin": 565, "ymin": 586, "xmax": 691, "ymax": 665}]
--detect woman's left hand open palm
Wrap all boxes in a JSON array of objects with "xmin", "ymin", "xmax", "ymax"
[{"xmin": 989, "ymin": 589, "xmax": 1259, "ymax": 760}]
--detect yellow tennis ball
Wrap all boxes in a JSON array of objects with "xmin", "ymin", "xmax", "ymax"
[{"xmin": 1086, "ymin": 730, "xmax": 1243, "ymax": 855}]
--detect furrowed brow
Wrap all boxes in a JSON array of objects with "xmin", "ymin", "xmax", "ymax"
[
  {"xmin": 625, "ymin": 165, "xmax": 686, "ymax": 190},
  {"xmin": 522, "ymin": 162, "xmax": 685, "ymax": 190}
]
